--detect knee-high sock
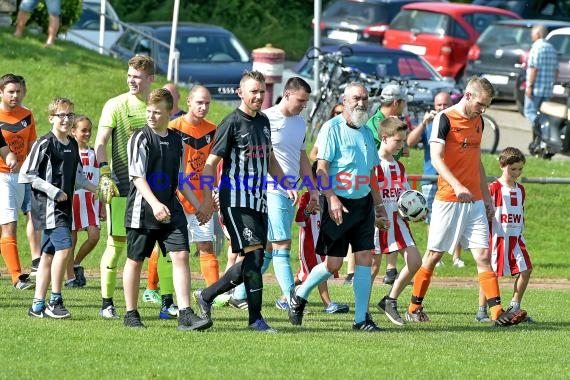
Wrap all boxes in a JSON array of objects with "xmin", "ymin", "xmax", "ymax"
[
  {"xmin": 157, "ymin": 252, "xmax": 174, "ymax": 296},
  {"xmin": 272, "ymin": 249, "xmax": 295, "ymax": 301},
  {"xmin": 146, "ymin": 248, "xmax": 159, "ymax": 291},
  {"xmin": 202, "ymin": 260, "xmax": 244, "ymax": 302},
  {"xmin": 260, "ymin": 250, "xmax": 272, "ymax": 274},
  {"xmin": 100, "ymin": 237, "xmax": 125, "ymax": 299},
  {"xmin": 242, "ymin": 248, "xmax": 265, "ymax": 324},
  {"xmin": 353, "ymin": 265, "xmax": 372, "ymax": 324},
  {"xmin": 1, "ymin": 236, "xmax": 22, "ymax": 284},
  {"xmin": 408, "ymin": 266, "xmax": 433, "ymax": 313},
  {"xmin": 297, "ymin": 262, "xmax": 332, "ymax": 300},
  {"xmin": 199, "ymin": 252, "xmax": 220, "ymax": 286},
  {"xmin": 479, "ymin": 270, "xmax": 503, "ymax": 320}
]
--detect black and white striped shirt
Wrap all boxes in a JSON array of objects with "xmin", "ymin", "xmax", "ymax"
[
  {"xmin": 126, "ymin": 126, "xmax": 186, "ymax": 229},
  {"xmin": 212, "ymin": 108, "xmax": 272, "ymax": 213}
]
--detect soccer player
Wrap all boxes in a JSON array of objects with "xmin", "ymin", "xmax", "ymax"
[
  {"xmin": 122, "ymin": 88, "xmax": 211, "ymax": 330},
  {"xmin": 193, "ymin": 70, "xmax": 293, "ymax": 333},
  {"xmin": 476, "ymin": 147, "xmax": 534, "ymax": 323},
  {"xmin": 405, "ymin": 76, "xmax": 527, "ymax": 326},
  {"xmin": 0, "ymin": 73, "xmax": 36, "ymax": 290},
  {"xmin": 288, "ymin": 82, "xmax": 389, "ymax": 332},
  {"xmin": 20, "ymin": 97, "xmax": 97, "ymax": 318},
  {"xmin": 374, "ymin": 117, "xmax": 422, "ymax": 326}
]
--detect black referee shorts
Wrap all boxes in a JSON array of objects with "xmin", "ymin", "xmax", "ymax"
[
  {"xmin": 220, "ymin": 207, "xmax": 268, "ymax": 253},
  {"xmin": 126, "ymin": 225, "xmax": 190, "ymax": 262},
  {"xmin": 316, "ymin": 193, "xmax": 375, "ymax": 257}
]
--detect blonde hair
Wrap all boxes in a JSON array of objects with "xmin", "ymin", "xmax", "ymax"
[
  {"xmin": 48, "ymin": 97, "xmax": 74, "ymax": 116},
  {"xmin": 379, "ymin": 117, "xmax": 408, "ymax": 137}
]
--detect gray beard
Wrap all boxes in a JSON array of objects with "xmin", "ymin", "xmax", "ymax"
[{"xmin": 350, "ymin": 109, "xmax": 369, "ymax": 127}]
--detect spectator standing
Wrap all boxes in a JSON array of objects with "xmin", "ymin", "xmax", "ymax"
[{"xmin": 14, "ymin": 0, "xmax": 60, "ymax": 46}]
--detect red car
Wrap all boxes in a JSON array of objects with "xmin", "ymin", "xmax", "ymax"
[{"xmin": 383, "ymin": 2, "xmax": 520, "ymax": 79}]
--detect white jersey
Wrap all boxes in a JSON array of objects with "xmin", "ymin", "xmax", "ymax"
[
  {"xmin": 374, "ymin": 158, "xmax": 415, "ymax": 254},
  {"xmin": 488, "ymin": 179, "xmax": 532, "ymax": 276},
  {"xmin": 264, "ymin": 106, "xmax": 307, "ymax": 196},
  {"xmin": 72, "ymin": 148, "xmax": 100, "ymax": 230}
]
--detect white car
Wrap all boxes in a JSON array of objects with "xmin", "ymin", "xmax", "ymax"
[{"xmin": 60, "ymin": 0, "xmax": 123, "ymax": 54}]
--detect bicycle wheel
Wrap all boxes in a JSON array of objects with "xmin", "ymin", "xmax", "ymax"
[{"xmin": 481, "ymin": 114, "xmax": 500, "ymax": 154}]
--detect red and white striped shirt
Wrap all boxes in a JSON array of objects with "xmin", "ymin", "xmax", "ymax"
[
  {"xmin": 295, "ymin": 192, "xmax": 323, "ymax": 282},
  {"xmin": 488, "ymin": 179, "xmax": 532, "ymax": 276},
  {"xmin": 72, "ymin": 148, "xmax": 100, "ymax": 230}
]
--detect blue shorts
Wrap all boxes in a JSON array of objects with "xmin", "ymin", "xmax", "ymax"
[
  {"xmin": 267, "ymin": 192, "xmax": 295, "ymax": 242},
  {"xmin": 421, "ymin": 182, "xmax": 437, "ymax": 224},
  {"xmin": 19, "ymin": 0, "xmax": 61, "ymax": 15},
  {"xmin": 41, "ymin": 226, "xmax": 73, "ymax": 255},
  {"xmin": 21, "ymin": 183, "xmax": 32, "ymax": 214}
]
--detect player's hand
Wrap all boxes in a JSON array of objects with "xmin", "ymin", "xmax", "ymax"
[
  {"xmin": 56, "ymin": 191, "xmax": 68, "ymax": 202},
  {"xmin": 453, "ymin": 185, "xmax": 473, "ymax": 202},
  {"xmin": 287, "ymin": 189, "xmax": 299, "ymax": 206},
  {"xmin": 99, "ymin": 206, "xmax": 107, "ymax": 221},
  {"xmin": 152, "ymin": 202, "xmax": 171, "ymax": 223},
  {"xmin": 97, "ymin": 165, "xmax": 119, "ymax": 204},
  {"xmin": 328, "ymin": 195, "xmax": 348, "ymax": 226},
  {"xmin": 213, "ymin": 191, "xmax": 220, "ymax": 211},
  {"xmin": 307, "ymin": 190, "xmax": 320, "ymax": 214},
  {"xmin": 375, "ymin": 216, "xmax": 390, "ymax": 230},
  {"xmin": 196, "ymin": 201, "xmax": 213, "ymax": 226},
  {"xmin": 5, "ymin": 152, "xmax": 17, "ymax": 172}
]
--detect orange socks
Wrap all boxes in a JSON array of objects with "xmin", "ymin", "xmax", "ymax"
[
  {"xmin": 408, "ymin": 266, "xmax": 433, "ymax": 313},
  {"xmin": 146, "ymin": 248, "xmax": 159, "ymax": 291},
  {"xmin": 479, "ymin": 270, "xmax": 503, "ymax": 319},
  {"xmin": 1, "ymin": 236, "xmax": 22, "ymax": 284},
  {"xmin": 199, "ymin": 253, "xmax": 219, "ymax": 286}
]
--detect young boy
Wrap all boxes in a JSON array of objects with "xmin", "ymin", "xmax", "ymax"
[
  {"xmin": 374, "ymin": 117, "xmax": 422, "ymax": 326},
  {"xmin": 66, "ymin": 115, "xmax": 105, "ymax": 287},
  {"xmin": 122, "ymin": 88, "xmax": 211, "ymax": 331},
  {"xmin": 476, "ymin": 147, "xmax": 534, "ymax": 323},
  {"xmin": 19, "ymin": 97, "xmax": 97, "ymax": 318}
]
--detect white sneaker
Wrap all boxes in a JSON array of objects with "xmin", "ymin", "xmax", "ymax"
[
  {"xmin": 99, "ymin": 305, "xmax": 119, "ymax": 319},
  {"xmin": 453, "ymin": 258, "xmax": 465, "ymax": 268}
]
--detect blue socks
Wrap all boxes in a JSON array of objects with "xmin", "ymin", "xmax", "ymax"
[
  {"xmin": 353, "ymin": 265, "xmax": 372, "ymax": 324},
  {"xmin": 272, "ymin": 249, "xmax": 295, "ymax": 301},
  {"xmin": 297, "ymin": 262, "xmax": 332, "ymax": 300},
  {"xmin": 50, "ymin": 292, "xmax": 62, "ymax": 304},
  {"xmin": 32, "ymin": 298, "xmax": 45, "ymax": 312}
]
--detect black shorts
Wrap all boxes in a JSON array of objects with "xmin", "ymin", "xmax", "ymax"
[
  {"xmin": 316, "ymin": 193, "xmax": 375, "ymax": 257},
  {"xmin": 126, "ymin": 226, "xmax": 189, "ymax": 262},
  {"xmin": 220, "ymin": 207, "xmax": 267, "ymax": 253}
]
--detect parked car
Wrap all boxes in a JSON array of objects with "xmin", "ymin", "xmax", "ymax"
[
  {"xmin": 318, "ymin": 0, "xmax": 439, "ymax": 45},
  {"xmin": 60, "ymin": 0, "xmax": 124, "ymax": 53},
  {"xmin": 472, "ymin": 0, "xmax": 570, "ymax": 21},
  {"xmin": 383, "ymin": 2, "xmax": 520, "ymax": 80},
  {"xmin": 464, "ymin": 19, "xmax": 570, "ymax": 103},
  {"xmin": 515, "ymin": 26, "xmax": 570, "ymax": 113},
  {"xmin": 110, "ymin": 22, "xmax": 251, "ymax": 100}
]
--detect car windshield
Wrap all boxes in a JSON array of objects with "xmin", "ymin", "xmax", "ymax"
[
  {"xmin": 462, "ymin": 12, "xmax": 516, "ymax": 34},
  {"xmin": 477, "ymin": 24, "xmax": 532, "ymax": 48},
  {"xmin": 156, "ymin": 30, "xmax": 250, "ymax": 63},
  {"xmin": 71, "ymin": 3, "xmax": 120, "ymax": 31},
  {"xmin": 323, "ymin": 0, "xmax": 388, "ymax": 23}
]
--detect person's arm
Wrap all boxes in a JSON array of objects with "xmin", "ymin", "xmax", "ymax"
[
  {"xmin": 526, "ymin": 67, "xmax": 537, "ymax": 97},
  {"xmin": 178, "ymin": 156, "xmax": 201, "ymax": 211},
  {"xmin": 370, "ymin": 166, "xmax": 389, "ymax": 230},
  {"xmin": 132, "ymin": 176, "xmax": 171, "ymax": 222},
  {"xmin": 268, "ymin": 150, "xmax": 298, "ymax": 204},
  {"xmin": 94, "ymin": 126, "xmax": 113, "ymax": 164},
  {"xmin": 479, "ymin": 160, "xmax": 493, "ymax": 220},
  {"xmin": 407, "ymin": 111, "xmax": 435, "ymax": 147},
  {"xmin": 299, "ymin": 150, "xmax": 319, "ymax": 210},
  {"xmin": 195, "ymin": 154, "xmax": 222, "ymax": 224},
  {"xmin": 309, "ymin": 144, "xmax": 318, "ymax": 162}
]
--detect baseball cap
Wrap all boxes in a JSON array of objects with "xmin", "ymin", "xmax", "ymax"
[{"xmin": 380, "ymin": 84, "xmax": 414, "ymax": 103}]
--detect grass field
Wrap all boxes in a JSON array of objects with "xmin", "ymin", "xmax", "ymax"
[{"xmin": 1, "ymin": 26, "xmax": 570, "ymax": 380}]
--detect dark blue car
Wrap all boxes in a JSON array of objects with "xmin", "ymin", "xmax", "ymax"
[{"xmin": 110, "ymin": 22, "xmax": 251, "ymax": 100}]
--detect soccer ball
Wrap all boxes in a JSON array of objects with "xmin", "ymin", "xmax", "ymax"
[{"xmin": 397, "ymin": 190, "xmax": 428, "ymax": 222}]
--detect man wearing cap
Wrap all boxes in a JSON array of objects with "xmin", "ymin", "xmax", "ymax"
[{"xmin": 366, "ymin": 83, "xmax": 413, "ymax": 286}]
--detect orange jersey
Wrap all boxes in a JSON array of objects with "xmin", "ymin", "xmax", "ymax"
[
  {"xmin": 169, "ymin": 116, "xmax": 217, "ymax": 214},
  {"xmin": 0, "ymin": 106, "xmax": 37, "ymax": 173},
  {"xmin": 430, "ymin": 107, "xmax": 483, "ymax": 202}
]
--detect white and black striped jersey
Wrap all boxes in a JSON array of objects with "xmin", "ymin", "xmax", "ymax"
[
  {"xmin": 18, "ymin": 132, "xmax": 91, "ymax": 230},
  {"xmin": 211, "ymin": 108, "xmax": 272, "ymax": 213},
  {"xmin": 126, "ymin": 125, "xmax": 186, "ymax": 229}
]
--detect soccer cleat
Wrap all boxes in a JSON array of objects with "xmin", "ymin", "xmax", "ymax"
[
  {"xmin": 124, "ymin": 310, "xmax": 145, "ymax": 328},
  {"xmin": 212, "ymin": 293, "xmax": 231, "ymax": 308},
  {"xmin": 45, "ymin": 299, "xmax": 71, "ymax": 319},
  {"xmin": 142, "ymin": 289, "xmax": 161, "ymax": 304},
  {"xmin": 28, "ymin": 306, "xmax": 46, "ymax": 318},
  {"xmin": 453, "ymin": 258, "xmax": 466, "ymax": 268},
  {"xmin": 494, "ymin": 308, "xmax": 527, "ymax": 327},
  {"xmin": 74, "ymin": 266, "xmax": 86, "ymax": 287},
  {"xmin": 506, "ymin": 305, "xmax": 534, "ymax": 323},
  {"xmin": 249, "ymin": 318, "xmax": 278, "ymax": 333},
  {"xmin": 323, "ymin": 302, "xmax": 350, "ymax": 314},
  {"xmin": 475, "ymin": 310, "xmax": 492, "ymax": 323},
  {"xmin": 343, "ymin": 273, "xmax": 354, "ymax": 286},
  {"xmin": 228, "ymin": 297, "xmax": 248, "ymax": 310},
  {"xmin": 30, "ymin": 258, "xmax": 40, "ymax": 277},
  {"xmin": 159, "ymin": 304, "xmax": 179, "ymax": 320},
  {"xmin": 64, "ymin": 279, "xmax": 81, "ymax": 288},
  {"xmin": 288, "ymin": 285, "xmax": 307, "ymax": 326},
  {"xmin": 377, "ymin": 296, "xmax": 405, "ymax": 326},
  {"xmin": 353, "ymin": 314, "xmax": 383, "ymax": 332},
  {"xmin": 14, "ymin": 274, "xmax": 34, "ymax": 290},
  {"xmin": 405, "ymin": 307, "xmax": 430, "ymax": 322},
  {"xmin": 383, "ymin": 271, "xmax": 398, "ymax": 285},
  {"xmin": 275, "ymin": 298, "xmax": 289, "ymax": 311},
  {"xmin": 177, "ymin": 307, "xmax": 213, "ymax": 331},
  {"xmin": 99, "ymin": 305, "xmax": 119, "ymax": 319},
  {"xmin": 193, "ymin": 289, "xmax": 213, "ymax": 320}
]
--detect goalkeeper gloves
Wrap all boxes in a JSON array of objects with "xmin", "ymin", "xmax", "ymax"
[{"xmin": 97, "ymin": 164, "xmax": 119, "ymax": 204}]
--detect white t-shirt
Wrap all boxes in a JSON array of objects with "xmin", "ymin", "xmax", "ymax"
[{"xmin": 264, "ymin": 106, "xmax": 307, "ymax": 196}]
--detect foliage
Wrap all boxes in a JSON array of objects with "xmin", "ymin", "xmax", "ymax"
[{"xmin": 13, "ymin": 0, "xmax": 83, "ymax": 34}]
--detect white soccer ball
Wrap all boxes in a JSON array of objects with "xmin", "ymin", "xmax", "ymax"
[{"xmin": 397, "ymin": 190, "xmax": 428, "ymax": 222}]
